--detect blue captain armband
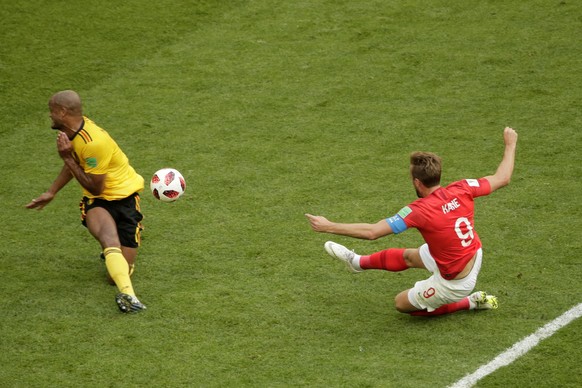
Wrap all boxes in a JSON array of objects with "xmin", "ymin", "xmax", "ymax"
[{"xmin": 386, "ymin": 214, "xmax": 408, "ymax": 234}]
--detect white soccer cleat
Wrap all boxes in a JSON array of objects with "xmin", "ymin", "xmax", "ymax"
[
  {"xmin": 470, "ymin": 291, "xmax": 499, "ymax": 310},
  {"xmin": 324, "ymin": 241, "xmax": 361, "ymax": 273}
]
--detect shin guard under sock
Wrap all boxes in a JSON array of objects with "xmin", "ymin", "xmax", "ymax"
[
  {"xmin": 359, "ymin": 248, "xmax": 408, "ymax": 271},
  {"xmin": 104, "ymin": 247, "xmax": 135, "ymax": 296},
  {"xmin": 409, "ymin": 297, "xmax": 471, "ymax": 316}
]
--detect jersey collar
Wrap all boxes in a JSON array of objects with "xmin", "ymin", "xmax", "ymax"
[{"xmin": 70, "ymin": 117, "xmax": 86, "ymax": 140}]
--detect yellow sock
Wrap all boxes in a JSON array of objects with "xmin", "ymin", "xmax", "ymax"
[{"xmin": 104, "ymin": 247, "xmax": 135, "ymax": 296}]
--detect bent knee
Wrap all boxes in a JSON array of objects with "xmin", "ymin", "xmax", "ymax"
[
  {"xmin": 403, "ymin": 248, "xmax": 424, "ymax": 268},
  {"xmin": 394, "ymin": 301, "xmax": 412, "ymax": 313},
  {"xmin": 394, "ymin": 291, "xmax": 417, "ymax": 313}
]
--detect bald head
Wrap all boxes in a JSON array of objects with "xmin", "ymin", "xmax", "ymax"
[
  {"xmin": 48, "ymin": 90, "xmax": 85, "ymax": 132},
  {"xmin": 49, "ymin": 90, "xmax": 83, "ymax": 116}
]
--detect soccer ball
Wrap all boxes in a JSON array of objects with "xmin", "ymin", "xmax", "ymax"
[{"xmin": 150, "ymin": 168, "xmax": 186, "ymax": 202}]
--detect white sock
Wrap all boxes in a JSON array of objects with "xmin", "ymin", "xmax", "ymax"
[
  {"xmin": 351, "ymin": 254, "xmax": 362, "ymax": 271},
  {"xmin": 468, "ymin": 292, "xmax": 482, "ymax": 310}
]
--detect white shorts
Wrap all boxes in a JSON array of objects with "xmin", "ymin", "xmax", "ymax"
[{"xmin": 407, "ymin": 244, "xmax": 482, "ymax": 312}]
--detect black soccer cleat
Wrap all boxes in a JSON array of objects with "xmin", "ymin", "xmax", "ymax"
[{"xmin": 115, "ymin": 293, "xmax": 146, "ymax": 313}]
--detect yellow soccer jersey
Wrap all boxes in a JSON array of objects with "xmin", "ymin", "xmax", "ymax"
[{"xmin": 71, "ymin": 117, "xmax": 144, "ymax": 200}]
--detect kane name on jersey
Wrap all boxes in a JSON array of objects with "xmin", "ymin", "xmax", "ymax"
[{"xmin": 395, "ymin": 178, "xmax": 492, "ymax": 279}]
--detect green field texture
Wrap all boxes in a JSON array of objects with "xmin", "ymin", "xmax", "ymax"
[{"xmin": 1, "ymin": 1, "xmax": 581, "ymax": 387}]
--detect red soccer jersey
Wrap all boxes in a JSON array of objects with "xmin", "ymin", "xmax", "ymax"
[{"xmin": 398, "ymin": 178, "xmax": 492, "ymax": 279}]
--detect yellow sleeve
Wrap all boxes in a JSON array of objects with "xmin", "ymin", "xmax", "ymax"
[{"xmin": 80, "ymin": 138, "xmax": 112, "ymax": 175}]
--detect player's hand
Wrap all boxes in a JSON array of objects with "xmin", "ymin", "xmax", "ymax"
[
  {"xmin": 305, "ymin": 213, "xmax": 332, "ymax": 233},
  {"xmin": 503, "ymin": 127, "xmax": 518, "ymax": 147},
  {"xmin": 25, "ymin": 192, "xmax": 54, "ymax": 210},
  {"xmin": 56, "ymin": 131, "xmax": 74, "ymax": 159}
]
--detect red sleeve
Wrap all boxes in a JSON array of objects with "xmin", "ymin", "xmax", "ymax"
[
  {"xmin": 399, "ymin": 202, "xmax": 423, "ymax": 230},
  {"xmin": 463, "ymin": 178, "xmax": 491, "ymax": 198}
]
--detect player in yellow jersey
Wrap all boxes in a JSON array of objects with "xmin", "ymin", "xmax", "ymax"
[{"xmin": 27, "ymin": 90, "xmax": 146, "ymax": 313}]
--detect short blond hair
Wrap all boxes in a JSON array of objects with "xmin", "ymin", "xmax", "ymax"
[{"xmin": 410, "ymin": 151, "xmax": 442, "ymax": 187}]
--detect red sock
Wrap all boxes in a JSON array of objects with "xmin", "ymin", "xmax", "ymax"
[
  {"xmin": 359, "ymin": 249, "xmax": 407, "ymax": 271},
  {"xmin": 409, "ymin": 297, "xmax": 470, "ymax": 316}
]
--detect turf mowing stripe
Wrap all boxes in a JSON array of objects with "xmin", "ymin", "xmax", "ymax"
[{"xmin": 449, "ymin": 303, "xmax": 582, "ymax": 388}]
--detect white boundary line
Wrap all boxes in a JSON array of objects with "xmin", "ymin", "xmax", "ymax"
[{"xmin": 449, "ymin": 303, "xmax": 582, "ymax": 388}]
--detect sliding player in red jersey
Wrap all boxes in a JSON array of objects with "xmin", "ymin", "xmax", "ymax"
[{"xmin": 306, "ymin": 127, "xmax": 518, "ymax": 316}]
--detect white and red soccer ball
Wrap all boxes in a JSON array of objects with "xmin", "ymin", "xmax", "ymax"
[{"xmin": 150, "ymin": 168, "xmax": 186, "ymax": 202}]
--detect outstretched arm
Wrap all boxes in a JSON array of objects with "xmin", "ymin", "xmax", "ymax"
[
  {"xmin": 484, "ymin": 127, "xmax": 518, "ymax": 192},
  {"xmin": 305, "ymin": 213, "xmax": 393, "ymax": 240},
  {"xmin": 26, "ymin": 165, "xmax": 73, "ymax": 210}
]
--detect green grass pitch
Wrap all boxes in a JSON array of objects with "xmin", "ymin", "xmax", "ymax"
[{"xmin": 1, "ymin": 1, "xmax": 581, "ymax": 387}]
